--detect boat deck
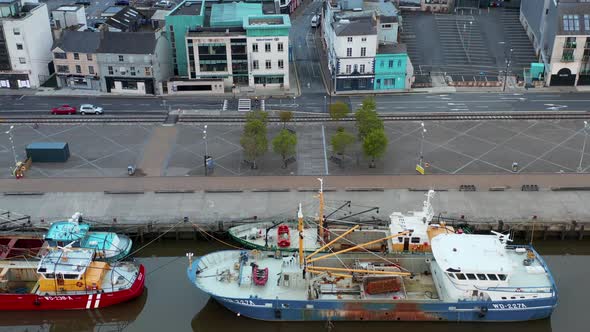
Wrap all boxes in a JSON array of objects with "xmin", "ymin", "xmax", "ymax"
[{"xmin": 194, "ymin": 250, "xmax": 440, "ymax": 302}]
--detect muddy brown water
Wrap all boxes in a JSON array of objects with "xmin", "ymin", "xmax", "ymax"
[{"xmin": 0, "ymin": 239, "xmax": 586, "ymax": 332}]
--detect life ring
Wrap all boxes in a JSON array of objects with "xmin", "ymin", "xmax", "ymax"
[{"xmin": 76, "ymin": 282, "xmax": 83, "ymax": 287}]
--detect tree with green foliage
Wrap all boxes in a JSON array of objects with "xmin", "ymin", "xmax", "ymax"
[
  {"xmin": 329, "ymin": 101, "xmax": 350, "ymax": 121},
  {"xmin": 272, "ymin": 129, "xmax": 298, "ymax": 168},
  {"xmin": 359, "ymin": 97, "xmax": 376, "ymax": 112},
  {"xmin": 247, "ymin": 110, "xmax": 268, "ymax": 124},
  {"xmin": 362, "ymin": 129, "xmax": 388, "ymax": 168},
  {"xmin": 278, "ymin": 111, "xmax": 293, "ymax": 129},
  {"xmin": 355, "ymin": 106, "xmax": 384, "ymax": 140},
  {"xmin": 331, "ymin": 128, "xmax": 355, "ymax": 156},
  {"xmin": 240, "ymin": 115, "xmax": 268, "ymax": 169}
]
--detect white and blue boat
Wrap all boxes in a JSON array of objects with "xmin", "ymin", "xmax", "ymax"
[
  {"xmin": 188, "ymin": 206, "xmax": 557, "ymax": 322},
  {"xmin": 45, "ymin": 213, "xmax": 132, "ymax": 262}
]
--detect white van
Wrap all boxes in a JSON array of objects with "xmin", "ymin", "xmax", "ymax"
[{"xmin": 311, "ymin": 15, "xmax": 319, "ymax": 28}]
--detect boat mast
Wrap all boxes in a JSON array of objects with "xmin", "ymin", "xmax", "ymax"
[
  {"xmin": 317, "ymin": 178, "xmax": 325, "ymax": 242},
  {"xmin": 298, "ymin": 203, "xmax": 304, "ymax": 266}
]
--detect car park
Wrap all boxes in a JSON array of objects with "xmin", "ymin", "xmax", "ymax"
[
  {"xmin": 79, "ymin": 104, "xmax": 104, "ymax": 115},
  {"xmin": 51, "ymin": 105, "xmax": 77, "ymax": 115}
]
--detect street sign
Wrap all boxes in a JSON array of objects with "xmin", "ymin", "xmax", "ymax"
[{"xmin": 416, "ymin": 164, "xmax": 425, "ymax": 175}]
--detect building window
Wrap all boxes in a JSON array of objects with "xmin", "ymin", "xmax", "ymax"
[
  {"xmin": 360, "ymin": 47, "xmax": 366, "ymax": 57},
  {"xmin": 121, "ymin": 81, "xmax": 138, "ymax": 90},
  {"xmin": 74, "ymin": 53, "xmax": 79, "ymax": 60},
  {"xmin": 389, "ymin": 60, "xmax": 394, "ymax": 68},
  {"xmin": 380, "ymin": 60, "xmax": 384, "ymax": 68},
  {"xmin": 13, "ymin": 28, "xmax": 20, "ymax": 35},
  {"xmin": 346, "ymin": 48, "xmax": 352, "ymax": 57},
  {"xmin": 75, "ymin": 65, "xmax": 81, "ymax": 74},
  {"xmin": 345, "ymin": 65, "xmax": 351, "ymax": 74},
  {"xmin": 265, "ymin": 43, "xmax": 271, "ymax": 52},
  {"xmin": 585, "ymin": 15, "xmax": 590, "ymax": 31},
  {"xmin": 384, "ymin": 78, "xmax": 393, "ymax": 86},
  {"xmin": 118, "ymin": 55, "xmax": 124, "ymax": 62},
  {"xmin": 359, "ymin": 64, "xmax": 365, "ymax": 73},
  {"xmin": 347, "ymin": 37, "xmax": 353, "ymax": 42},
  {"xmin": 16, "ymin": 44, "xmax": 23, "ymax": 50},
  {"xmin": 343, "ymin": 80, "xmax": 352, "ymax": 89},
  {"xmin": 87, "ymin": 54, "xmax": 92, "ymax": 61},
  {"xmin": 382, "ymin": 24, "xmax": 392, "ymax": 29},
  {"xmin": 398, "ymin": 60, "xmax": 402, "ymax": 67},
  {"xmin": 253, "ymin": 60, "xmax": 259, "ymax": 69},
  {"xmin": 265, "ymin": 60, "xmax": 271, "ymax": 69},
  {"xmin": 359, "ymin": 78, "xmax": 366, "ymax": 88},
  {"xmin": 562, "ymin": 49, "xmax": 575, "ymax": 62},
  {"xmin": 130, "ymin": 67, "xmax": 136, "ymax": 76},
  {"xmin": 145, "ymin": 67, "xmax": 152, "ymax": 76},
  {"xmin": 252, "ymin": 43, "xmax": 258, "ymax": 52},
  {"xmin": 54, "ymin": 52, "xmax": 67, "ymax": 59},
  {"xmin": 19, "ymin": 57, "xmax": 25, "ymax": 64},
  {"xmin": 361, "ymin": 37, "xmax": 367, "ymax": 42},
  {"xmin": 57, "ymin": 65, "xmax": 69, "ymax": 73},
  {"xmin": 278, "ymin": 42, "xmax": 284, "ymax": 52},
  {"xmin": 108, "ymin": 66, "xmax": 114, "ymax": 75},
  {"xmin": 278, "ymin": 59, "xmax": 284, "ymax": 69},
  {"xmin": 89, "ymin": 66, "xmax": 95, "ymax": 75},
  {"xmin": 563, "ymin": 14, "xmax": 580, "ymax": 31}
]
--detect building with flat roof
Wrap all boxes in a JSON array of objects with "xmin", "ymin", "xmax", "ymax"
[
  {"xmin": 322, "ymin": 0, "xmax": 412, "ymax": 92},
  {"xmin": 165, "ymin": 0, "xmax": 291, "ymax": 94},
  {"xmin": 521, "ymin": 0, "xmax": 590, "ymax": 87},
  {"xmin": 0, "ymin": 0, "xmax": 53, "ymax": 89}
]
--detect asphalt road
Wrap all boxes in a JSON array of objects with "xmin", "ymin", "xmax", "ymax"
[{"xmin": 1, "ymin": 92, "xmax": 589, "ymax": 115}]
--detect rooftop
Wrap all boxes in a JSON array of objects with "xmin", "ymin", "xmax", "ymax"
[
  {"xmin": 377, "ymin": 43, "xmax": 407, "ymax": 54},
  {"xmin": 52, "ymin": 31, "xmax": 102, "ymax": 53},
  {"xmin": 210, "ymin": 2, "xmax": 262, "ymax": 27},
  {"xmin": 96, "ymin": 31, "xmax": 157, "ymax": 54},
  {"xmin": 37, "ymin": 248, "xmax": 94, "ymax": 275},
  {"xmin": 106, "ymin": 6, "xmax": 144, "ymax": 31},
  {"xmin": 170, "ymin": 0, "xmax": 202, "ymax": 16},
  {"xmin": 556, "ymin": 1, "xmax": 590, "ymax": 35},
  {"xmin": 333, "ymin": 17, "xmax": 376, "ymax": 36},
  {"xmin": 54, "ymin": 5, "xmax": 83, "ymax": 12}
]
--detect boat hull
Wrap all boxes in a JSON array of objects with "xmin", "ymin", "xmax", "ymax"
[
  {"xmin": 0, "ymin": 265, "xmax": 145, "ymax": 311},
  {"xmin": 211, "ymin": 295, "xmax": 556, "ymax": 322}
]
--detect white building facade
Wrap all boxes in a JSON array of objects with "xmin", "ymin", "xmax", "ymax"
[{"xmin": 0, "ymin": 0, "xmax": 53, "ymax": 89}]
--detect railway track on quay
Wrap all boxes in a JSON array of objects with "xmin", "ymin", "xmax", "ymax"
[
  {"xmin": 179, "ymin": 111, "xmax": 590, "ymax": 123},
  {"xmin": 1, "ymin": 111, "xmax": 588, "ymax": 124}
]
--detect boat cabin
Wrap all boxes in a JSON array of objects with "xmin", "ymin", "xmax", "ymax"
[
  {"xmin": 36, "ymin": 248, "xmax": 110, "ymax": 293},
  {"xmin": 45, "ymin": 213, "xmax": 91, "ymax": 246},
  {"xmin": 389, "ymin": 190, "xmax": 453, "ymax": 252}
]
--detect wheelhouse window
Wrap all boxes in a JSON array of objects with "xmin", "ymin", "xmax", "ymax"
[
  {"xmin": 466, "ymin": 273, "xmax": 477, "ymax": 280},
  {"xmin": 456, "ymin": 273, "xmax": 466, "ymax": 280},
  {"xmin": 476, "ymin": 274, "xmax": 487, "ymax": 280},
  {"xmin": 487, "ymin": 274, "xmax": 498, "ymax": 281},
  {"xmin": 411, "ymin": 237, "xmax": 421, "ymax": 243},
  {"xmin": 498, "ymin": 274, "xmax": 507, "ymax": 281}
]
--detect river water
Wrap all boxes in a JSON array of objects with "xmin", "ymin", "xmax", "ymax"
[{"xmin": 0, "ymin": 239, "xmax": 587, "ymax": 332}]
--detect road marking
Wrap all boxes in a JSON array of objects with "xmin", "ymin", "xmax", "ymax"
[{"xmin": 476, "ymin": 105, "xmax": 489, "ymax": 108}]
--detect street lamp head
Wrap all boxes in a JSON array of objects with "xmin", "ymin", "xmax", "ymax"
[
  {"xmin": 421, "ymin": 122, "xmax": 425, "ymax": 127},
  {"xmin": 204, "ymin": 125, "xmax": 208, "ymax": 129}
]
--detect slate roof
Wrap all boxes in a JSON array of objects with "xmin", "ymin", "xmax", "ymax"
[
  {"xmin": 52, "ymin": 31, "xmax": 101, "ymax": 53},
  {"xmin": 96, "ymin": 32, "xmax": 157, "ymax": 54},
  {"xmin": 377, "ymin": 43, "xmax": 407, "ymax": 54},
  {"xmin": 333, "ymin": 18, "xmax": 376, "ymax": 36},
  {"xmin": 105, "ymin": 6, "xmax": 144, "ymax": 32}
]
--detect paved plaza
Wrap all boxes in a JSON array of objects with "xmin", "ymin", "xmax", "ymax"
[{"xmin": 1, "ymin": 119, "xmax": 589, "ymax": 179}]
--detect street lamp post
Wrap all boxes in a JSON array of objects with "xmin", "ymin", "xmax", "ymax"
[
  {"xmin": 4, "ymin": 125, "xmax": 17, "ymax": 167},
  {"xmin": 577, "ymin": 121, "xmax": 590, "ymax": 173},
  {"xmin": 419, "ymin": 122, "xmax": 426, "ymax": 167},
  {"xmin": 203, "ymin": 125, "xmax": 208, "ymax": 176},
  {"xmin": 324, "ymin": 95, "xmax": 327, "ymax": 113},
  {"xmin": 502, "ymin": 47, "xmax": 513, "ymax": 92}
]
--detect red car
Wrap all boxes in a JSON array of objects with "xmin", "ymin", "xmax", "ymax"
[{"xmin": 51, "ymin": 105, "xmax": 77, "ymax": 115}]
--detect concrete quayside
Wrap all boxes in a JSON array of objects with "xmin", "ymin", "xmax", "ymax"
[{"xmin": 2, "ymin": 187, "xmax": 590, "ymax": 243}]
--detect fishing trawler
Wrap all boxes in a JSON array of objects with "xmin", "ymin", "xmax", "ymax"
[
  {"xmin": 229, "ymin": 182, "xmax": 453, "ymax": 253},
  {"xmin": 0, "ymin": 247, "xmax": 144, "ymax": 311},
  {"xmin": 188, "ymin": 205, "xmax": 558, "ymax": 322},
  {"xmin": 45, "ymin": 213, "xmax": 133, "ymax": 262},
  {"xmin": 0, "ymin": 213, "xmax": 132, "ymax": 262}
]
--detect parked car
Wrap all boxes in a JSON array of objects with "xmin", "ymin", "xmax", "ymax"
[
  {"xmin": 311, "ymin": 15, "xmax": 319, "ymax": 28},
  {"xmin": 74, "ymin": 0, "xmax": 91, "ymax": 6},
  {"xmin": 79, "ymin": 104, "xmax": 104, "ymax": 115},
  {"xmin": 115, "ymin": 0, "xmax": 129, "ymax": 5},
  {"xmin": 154, "ymin": 0, "xmax": 173, "ymax": 8},
  {"xmin": 51, "ymin": 105, "xmax": 77, "ymax": 115}
]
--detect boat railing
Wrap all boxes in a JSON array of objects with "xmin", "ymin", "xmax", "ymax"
[{"xmin": 480, "ymin": 286, "xmax": 554, "ymax": 294}]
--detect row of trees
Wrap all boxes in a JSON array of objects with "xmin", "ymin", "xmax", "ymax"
[
  {"xmin": 239, "ymin": 97, "xmax": 388, "ymax": 169},
  {"xmin": 240, "ymin": 110, "xmax": 297, "ymax": 169},
  {"xmin": 330, "ymin": 98, "xmax": 388, "ymax": 168}
]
